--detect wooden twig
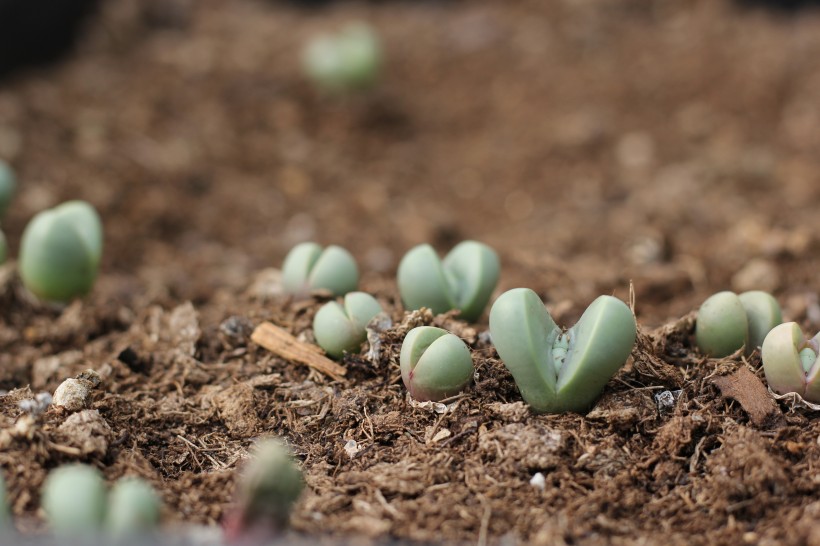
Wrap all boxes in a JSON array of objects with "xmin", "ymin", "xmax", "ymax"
[{"xmin": 251, "ymin": 322, "xmax": 347, "ymax": 381}]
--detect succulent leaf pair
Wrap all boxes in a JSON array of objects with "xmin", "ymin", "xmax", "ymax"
[
  {"xmin": 303, "ymin": 23, "xmax": 382, "ymax": 93},
  {"xmin": 762, "ymin": 323, "xmax": 820, "ymax": 403},
  {"xmin": 400, "ymin": 326, "xmax": 474, "ymax": 402},
  {"xmin": 313, "ymin": 292, "xmax": 383, "ymax": 358},
  {"xmin": 282, "ymin": 242, "xmax": 358, "ymax": 297},
  {"xmin": 397, "ymin": 241, "xmax": 500, "ymax": 322},
  {"xmin": 695, "ymin": 290, "xmax": 781, "ymax": 357},
  {"xmin": 19, "ymin": 200, "xmax": 103, "ymax": 303},
  {"xmin": 489, "ymin": 289, "xmax": 637, "ymax": 414}
]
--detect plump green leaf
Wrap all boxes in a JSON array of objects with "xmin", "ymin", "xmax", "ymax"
[
  {"xmin": 313, "ymin": 292, "xmax": 383, "ymax": 358},
  {"xmin": 762, "ymin": 322, "xmax": 820, "ymax": 402},
  {"xmin": 281, "ymin": 242, "xmax": 358, "ymax": 297},
  {"xmin": 42, "ymin": 464, "xmax": 107, "ymax": 535},
  {"xmin": 400, "ymin": 326, "xmax": 474, "ymax": 402},
  {"xmin": 107, "ymin": 477, "xmax": 161, "ymax": 535}
]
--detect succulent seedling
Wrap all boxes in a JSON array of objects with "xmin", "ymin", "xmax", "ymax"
[
  {"xmin": 225, "ymin": 438, "xmax": 304, "ymax": 542},
  {"xmin": 281, "ymin": 242, "xmax": 358, "ymax": 297},
  {"xmin": 489, "ymin": 289, "xmax": 637, "ymax": 414},
  {"xmin": 313, "ymin": 291, "xmax": 383, "ymax": 359},
  {"xmin": 303, "ymin": 23, "xmax": 381, "ymax": 93},
  {"xmin": 0, "ymin": 160, "xmax": 15, "ymax": 220},
  {"xmin": 695, "ymin": 290, "xmax": 781, "ymax": 357},
  {"xmin": 400, "ymin": 326, "xmax": 474, "ymax": 402},
  {"xmin": 107, "ymin": 477, "xmax": 161, "ymax": 536},
  {"xmin": 397, "ymin": 241, "xmax": 500, "ymax": 322},
  {"xmin": 762, "ymin": 322, "xmax": 820, "ymax": 403},
  {"xmin": 42, "ymin": 464, "xmax": 107, "ymax": 535},
  {"xmin": 19, "ymin": 200, "xmax": 103, "ymax": 303}
]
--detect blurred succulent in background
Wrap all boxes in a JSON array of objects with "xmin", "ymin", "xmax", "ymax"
[
  {"xmin": 400, "ymin": 326, "xmax": 474, "ymax": 402},
  {"xmin": 313, "ymin": 291, "xmax": 383, "ymax": 358},
  {"xmin": 762, "ymin": 322, "xmax": 820, "ymax": 402},
  {"xmin": 303, "ymin": 23, "xmax": 381, "ymax": 93},
  {"xmin": 695, "ymin": 290, "xmax": 781, "ymax": 357},
  {"xmin": 107, "ymin": 477, "xmax": 161, "ymax": 536},
  {"xmin": 42, "ymin": 464, "xmax": 107, "ymax": 535},
  {"xmin": 19, "ymin": 200, "xmax": 103, "ymax": 303},
  {"xmin": 489, "ymin": 289, "xmax": 636, "ymax": 414},
  {"xmin": 397, "ymin": 241, "xmax": 500, "ymax": 322},
  {"xmin": 281, "ymin": 242, "xmax": 358, "ymax": 297},
  {"xmin": 0, "ymin": 160, "xmax": 15, "ymax": 220}
]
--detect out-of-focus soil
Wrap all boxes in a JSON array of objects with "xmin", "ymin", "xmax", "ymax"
[{"xmin": 2, "ymin": 0, "xmax": 820, "ymax": 544}]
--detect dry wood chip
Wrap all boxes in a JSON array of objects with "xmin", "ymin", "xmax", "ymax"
[
  {"xmin": 711, "ymin": 367, "xmax": 784, "ymax": 428},
  {"xmin": 251, "ymin": 322, "xmax": 346, "ymax": 381}
]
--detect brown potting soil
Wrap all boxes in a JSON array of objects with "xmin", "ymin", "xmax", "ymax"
[{"xmin": 2, "ymin": 0, "xmax": 820, "ymax": 544}]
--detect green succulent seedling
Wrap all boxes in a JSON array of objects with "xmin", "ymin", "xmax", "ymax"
[
  {"xmin": 489, "ymin": 289, "xmax": 637, "ymax": 414},
  {"xmin": 19, "ymin": 200, "xmax": 103, "ymax": 303},
  {"xmin": 0, "ymin": 160, "xmax": 16, "ymax": 220},
  {"xmin": 303, "ymin": 23, "xmax": 382, "ymax": 93},
  {"xmin": 695, "ymin": 290, "xmax": 781, "ymax": 357},
  {"xmin": 107, "ymin": 477, "xmax": 161, "ymax": 536},
  {"xmin": 313, "ymin": 291, "xmax": 383, "ymax": 359},
  {"xmin": 761, "ymin": 322, "xmax": 820, "ymax": 402},
  {"xmin": 397, "ymin": 241, "xmax": 500, "ymax": 322},
  {"xmin": 281, "ymin": 242, "xmax": 358, "ymax": 297},
  {"xmin": 42, "ymin": 464, "xmax": 107, "ymax": 535},
  {"xmin": 400, "ymin": 326, "xmax": 474, "ymax": 402}
]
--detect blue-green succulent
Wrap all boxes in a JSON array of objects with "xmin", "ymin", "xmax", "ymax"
[
  {"xmin": 397, "ymin": 241, "xmax": 500, "ymax": 322},
  {"xmin": 281, "ymin": 242, "xmax": 358, "ymax": 297},
  {"xmin": 107, "ymin": 477, "xmax": 161, "ymax": 536},
  {"xmin": 695, "ymin": 290, "xmax": 781, "ymax": 357},
  {"xmin": 41, "ymin": 464, "xmax": 107, "ymax": 535},
  {"xmin": 400, "ymin": 326, "xmax": 474, "ymax": 402},
  {"xmin": 303, "ymin": 23, "xmax": 382, "ymax": 93},
  {"xmin": 489, "ymin": 289, "xmax": 637, "ymax": 414},
  {"xmin": 313, "ymin": 291, "xmax": 383, "ymax": 359}
]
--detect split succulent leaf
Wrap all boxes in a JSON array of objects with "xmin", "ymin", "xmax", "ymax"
[
  {"xmin": 400, "ymin": 326, "xmax": 474, "ymax": 402},
  {"xmin": 281, "ymin": 242, "xmax": 358, "ymax": 297},
  {"xmin": 313, "ymin": 291, "xmax": 383, "ymax": 358},
  {"xmin": 695, "ymin": 290, "xmax": 781, "ymax": 357},
  {"xmin": 762, "ymin": 322, "xmax": 820, "ymax": 402}
]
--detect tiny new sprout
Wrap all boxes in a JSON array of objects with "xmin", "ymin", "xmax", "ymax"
[
  {"xmin": 489, "ymin": 289, "xmax": 637, "ymax": 414},
  {"xmin": 42, "ymin": 464, "xmax": 107, "ymax": 535},
  {"xmin": 313, "ymin": 291, "xmax": 383, "ymax": 359},
  {"xmin": 695, "ymin": 290, "xmax": 781, "ymax": 357},
  {"xmin": 227, "ymin": 438, "xmax": 304, "ymax": 540},
  {"xmin": 303, "ymin": 23, "xmax": 381, "ymax": 93},
  {"xmin": 400, "ymin": 326, "xmax": 474, "ymax": 402},
  {"xmin": 281, "ymin": 242, "xmax": 358, "ymax": 297},
  {"xmin": 19, "ymin": 200, "xmax": 103, "ymax": 303},
  {"xmin": 107, "ymin": 477, "xmax": 161, "ymax": 536},
  {"xmin": 397, "ymin": 241, "xmax": 500, "ymax": 322},
  {"xmin": 0, "ymin": 160, "xmax": 15, "ymax": 220},
  {"xmin": 762, "ymin": 323, "xmax": 820, "ymax": 402}
]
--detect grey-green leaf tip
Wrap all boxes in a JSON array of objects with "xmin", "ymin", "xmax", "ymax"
[
  {"xmin": 397, "ymin": 241, "xmax": 500, "ymax": 322},
  {"xmin": 400, "ymin": 326, "xmax": 474, "ymax": 402},
  {"xmin": 42, "ymin": 464, "xmax": 107, "ymax": 535},
  {"xmin": 107, "ymin": 477, "xmax": 161, "ymax": 536},
  {"xmin": 695, "ymin": 290, "xmax": 781, "ymax": 357},
  {"xmin": 489, "ymin": 288, "xmax": 637, "ymax": 414},
  {"xmin": 313, "ymin": 291, "xmax": 383, "ymax": 359},
  {"xmin": 762, "ymin": 322, "xmax": 820, "ymax": 402},
  {"xmin": 19, "ymin": 200, "xmax": 103, "ymax": 303},
  {"xmin": 236, "ymin": 438, "xmax": 304, "ymax": 532},
  {"xmin": 0, "ymin": 160, "xmax": 16, "ymax": 220},
  {"xmin": 281, "ymin": 242, "xmax": 358, "ymax": 297},
  {"xmin": 303, "ymin": 23, "xmax": 382, "ymax": 93}
]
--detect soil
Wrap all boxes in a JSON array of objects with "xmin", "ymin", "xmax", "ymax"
[{"xmin": 2, "ymin": 0, "xmax": 820, "ymax": 544}]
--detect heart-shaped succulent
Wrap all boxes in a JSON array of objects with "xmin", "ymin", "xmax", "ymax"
[
  {"xmin": 19, "ymin": 200, "xmax": 103, "ymax": 303},
  {"xmin": 489, "ymin": 288, "xmax": 637, "ymax": 414},
  {"xmin": 695, "ymin": 290, "xmax": 781, "ymax": 357},
  {"xmin": 761, "ymin": 322, "xmax": 820, "ymax": 402},
  {"xmin": 281, "ymin": 242, "xmax": 359, "ymax": 297},
  {"xmin": 400, "ymin": 326, "xmax": 474, "ymax": 402},
  {"xmin": 313, "ymin": 291, "xmax": 384, "ymax": 359},
  {"xmin": 397, "ymin": 241, "xmax": 500, "ymax": 322}
]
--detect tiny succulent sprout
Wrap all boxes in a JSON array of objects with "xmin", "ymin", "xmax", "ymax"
[
  {"xmin": 281, "ymin": 242, "xmax": 358, "ymax": 297},
  {"xmin": 400, "ymin": 326, "xmax": 474, "ymax": 402},
  {"xmin": 695, "ymin": 290, "xmax": 781, "ymax": 357},
  {"xmin": 303, "ymin": 23, "xmax": 381, "ymax": 93},
  {"xmin": 42, "ymin": 464, "xmax": 107, "ymax": 535},
  {"xmin": 107, "ymin": 477, "xmax": 161, "ymax": 536},
  {"xmin": 19, "ymin": 200, "xmax": 103, "ymax": 303},
  {"xmin": 313, "ymin": 291, "xmax": 383, "ymax": 359},
  {"xmin": 762, "ymin": 323, "xmax": 820, "ymax": 402},
  {"xmin": 0, "ymin": 160, "xmax": 15, "ymax": 220},
  {"xmin": 489, "ymin": 289, "xmax": 637, "ymax": 414},
  {"xmin": 397, "ymin": 241, "xmax": 500, "ymax": 322}
]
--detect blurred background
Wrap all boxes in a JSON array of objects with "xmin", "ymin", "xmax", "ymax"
[{"xmin": 1, "ymin": 0, "xmax": 819, "ymax": 325}]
